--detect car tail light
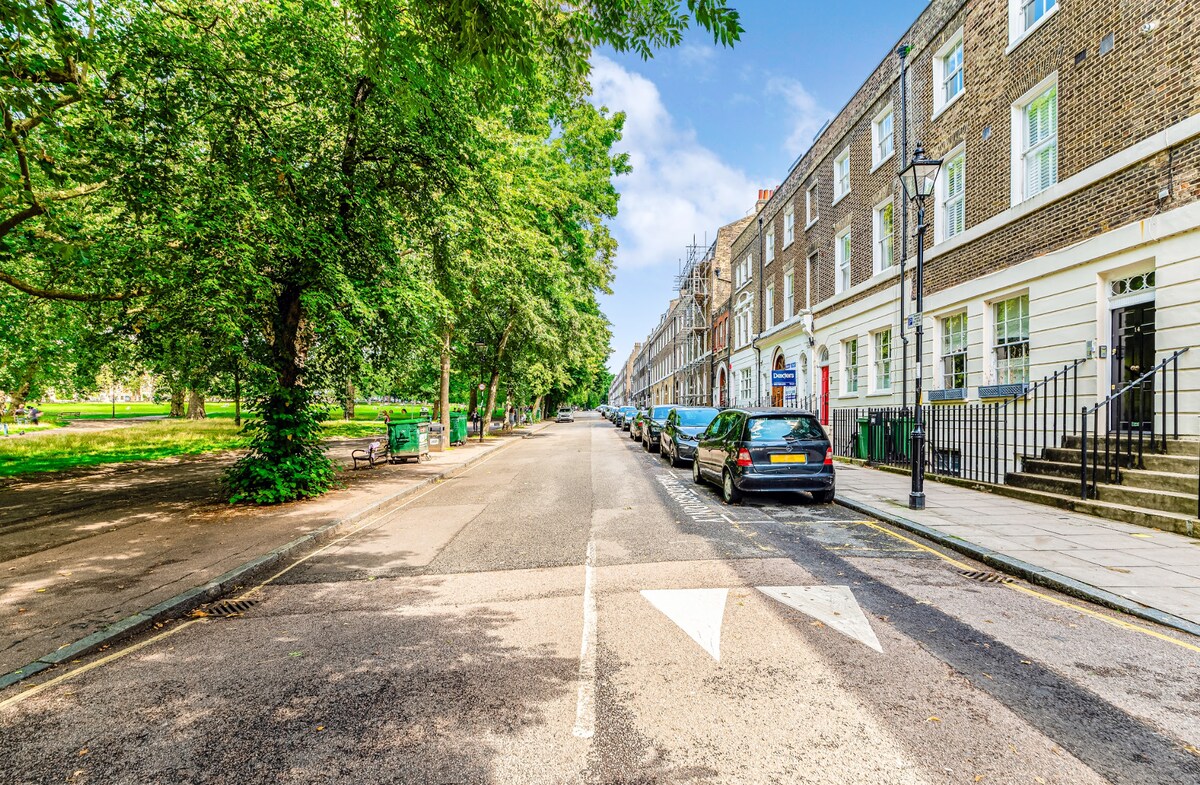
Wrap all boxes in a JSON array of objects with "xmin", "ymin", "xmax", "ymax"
[
  {"xmin": 824, "ymin": 447, "xmax": 833, "ymax": 465},
  {"xmin": 736, "ymin": 448, "xmax": 752, "ymax": 467}
]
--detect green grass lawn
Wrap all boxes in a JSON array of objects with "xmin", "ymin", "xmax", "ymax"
[
  {"xmin": 0, "ymin": 420, "xmax": 251, "ymax": 476},
  {"xmin": 34, "ymin": 401, "xmax": 452, "ymax": 422},
  {"xmin": 0, "ymin": 417, "xmax": 406, "ymax": 477}
]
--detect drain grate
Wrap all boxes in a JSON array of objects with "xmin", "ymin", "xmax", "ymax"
[
  {"xmin": 200, "ymin": 598, "xmax": 260, "ymax": 617},
  {"xmin": 959, "ymin": 570, "xmax": 1014, "ymax": 584}
]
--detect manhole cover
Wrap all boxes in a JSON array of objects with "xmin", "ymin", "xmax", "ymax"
[
  {"xmin": 959, "ymin": 570, "xmax": 1014, "ymax": 584},
  {"xmin": 198, "ymin": 598, "xmax": 260, "ymax": 617}
]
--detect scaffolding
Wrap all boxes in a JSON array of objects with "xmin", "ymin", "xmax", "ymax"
[{"xmin": 672, "ymin": 236, "xmax": 715, "ymax": 406}]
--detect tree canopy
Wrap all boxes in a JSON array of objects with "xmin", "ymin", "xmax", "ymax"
[{"xmin": 1, "ymin": 0, "xmax": 741, "ymax": 502}]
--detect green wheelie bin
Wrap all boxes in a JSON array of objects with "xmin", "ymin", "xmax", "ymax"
[{"xmin": 449, "ymin": 411, "xmax": 467, "ymax": 445}]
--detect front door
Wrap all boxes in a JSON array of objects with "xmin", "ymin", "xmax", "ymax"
[
  {"xmin": 1110, "ymin": 301, "xmax": 1156, "ymax": 431},
  {"xmin": 819, "ymin": 366, "xmax": 830, "ymax": 425},
  {"xmin": 771, "ymin": 385, "xmax": 784, "ymax": 407}
]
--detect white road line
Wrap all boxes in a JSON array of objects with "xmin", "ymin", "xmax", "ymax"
[{"xmin": 572, "ymin": 538, "xmax": 598, "ymax": 739}]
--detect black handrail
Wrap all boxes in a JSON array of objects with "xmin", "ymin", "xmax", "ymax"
[{"xmin": 1079, "ymin": 348, "xmax": 1188, "ymax": 500}]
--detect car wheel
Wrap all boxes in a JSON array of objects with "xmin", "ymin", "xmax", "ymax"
[
  {"xmin": 642, "ymin": 435, "xmax": 650, "ymax": 452},
  {"xmin": 648, "ymin": 437, "xmax": 659, "ymax": 454},
  {"xmin": 721, "ymin": 469, "xmax": 742, "ymax": 504},
  {"xmin": 812, "ymin": 489, "xmax": 835, "ymax": 504},
  {"xmin": 692, "ymin": 458, "xmax": 705, "ymax": 485},
  {"xmin": 669, "ymin": 443, "xmax": 683, "ymax": 468}
]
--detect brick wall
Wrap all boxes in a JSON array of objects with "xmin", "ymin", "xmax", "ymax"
[{"xmin": 734, "ymin": 0, "xmax": 1200, "ymax": 327}]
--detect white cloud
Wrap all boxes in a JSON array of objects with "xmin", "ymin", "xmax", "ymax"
[
  {"xmin": 590, "ymin": 55, "xmax": 758, "ymax": 271},
  {"xmin": 766, "ymin": 76, "xmax": 829, "ymax": 159}
]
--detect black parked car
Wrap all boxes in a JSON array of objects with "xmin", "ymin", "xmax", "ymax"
[
  {"xmin": 691, "ymin": 408, "xmax": 834, "ymax": 504},
  {"xmin": 641, "ymin": 405, "xmax": 677, "ymax": 453},
  {"xmin": 660, "ymin": 406, "xmax": 720, "ymax": 466},
  {"xmin": 616, "ymin": 406, "xmax": 637, "ymax": 430}
]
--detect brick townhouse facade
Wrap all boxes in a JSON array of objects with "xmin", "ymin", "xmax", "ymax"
[
  {"xmin": 607, "ymin": 342, "xmax": 640, "ymax": 407},
  {"xmin": 733, "ymin": 0, "xmax": 1199, "ymax": 443}
]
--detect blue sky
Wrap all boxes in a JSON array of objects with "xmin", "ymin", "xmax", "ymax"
[{"xmin": 597, "ymin": 0, "xmax": 928, "ymax": 372}]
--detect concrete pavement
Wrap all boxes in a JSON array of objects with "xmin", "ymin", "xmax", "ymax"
[
  {"xmin": 0, "ymin": 430, "xmax": 537, "ymax": 681},
  {"xmin": 834, "ymin": 462, "xmax": 1200, "ymax": 628},
  {"xmin": 2, "ymin": 413, "xmax": 1198, "ymax": 784}
]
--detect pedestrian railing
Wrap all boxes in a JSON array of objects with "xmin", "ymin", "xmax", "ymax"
[
  {"xmin": 1079, "ymin": 348, "xmax": 1187, "ymax": 500},
  {"xmin": 832, "ymin": 358, "xmax": 1086, "ymax": 486}
]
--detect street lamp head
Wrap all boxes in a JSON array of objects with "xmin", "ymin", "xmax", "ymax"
[
  {"xmin": 898, "ymin": 142, "xmax": 943, "ymax": 204},
  {"xmin": 474, "ymin": 342, "xmax": 488, "ymax": 353}
]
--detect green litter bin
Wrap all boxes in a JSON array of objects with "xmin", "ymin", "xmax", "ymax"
[
  {"xmin": 387, "ymin": 419, "xmax": 430, "ymax": 463},
  {"xmin": 449, "ymin": 412, "xmax": 467, "ymax": 445},
  {"xmin": 890, "ymin": 416, "xmax": 914, "ymax": 460},
  {"xmin": 856, "ymin": 417, "xmax": 870, "ymax": 460}
]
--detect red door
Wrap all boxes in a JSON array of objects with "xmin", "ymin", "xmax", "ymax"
[{"xmin": 819, "ymin": 366, "xmax": 830, "ymax": 425}]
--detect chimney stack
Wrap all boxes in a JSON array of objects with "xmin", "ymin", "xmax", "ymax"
[{"xmin": 755, "ymin": 188, "xmax": 775, "ymax": 211}]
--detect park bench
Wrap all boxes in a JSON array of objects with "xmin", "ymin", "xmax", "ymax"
[
  {"xmin": 58, "ymin": 411, "xmax": 82, "ymax": 420},
  {"xmin": 351, "ymin": 439, "xmax": 390, "ymax": 470}
]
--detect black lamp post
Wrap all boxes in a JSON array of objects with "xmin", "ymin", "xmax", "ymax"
[{"xmin": 897, "ymin": 142, "xmax": 942, "ymax": 511}]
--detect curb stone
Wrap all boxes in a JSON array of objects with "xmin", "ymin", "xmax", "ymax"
[
  {"xmin": 835, "ymin": 495, "xmax": 1200, "ymax": 640},
  {"xmin": 0, "ymin": 423, "xmax": 549, "ymax": 693}
]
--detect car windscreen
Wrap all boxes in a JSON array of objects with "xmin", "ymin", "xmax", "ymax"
[
  {"xmin": 746, "ymin": 416, "xmax": 825, "ymax": 442},
  {"xmin": 621, "ymin": 407, "xmax": 636, "ymax": 414},
  {"xmin": 651, "ymin": 406, "xmax": 673, "ymax": 419},
  {"xmin": 676, "ymin": 408, "xmax": 719, "ymax": 427}
]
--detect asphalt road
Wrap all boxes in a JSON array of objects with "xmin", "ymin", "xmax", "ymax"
[{"xmin": 3, "ymin": 413, "xmax": 1199, "ymax": 784}]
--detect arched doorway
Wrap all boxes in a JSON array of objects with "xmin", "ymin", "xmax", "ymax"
[
  {"xmin": 816, "ymin": 345, "xmax": 831, "ymax": 425},
  {"xmin": 716, "ymin": 366, "xmax": 727, "ymax": 407},
  {"xmin": 771, "ymin": 349, "xmax": 786, "ymax": 407}
]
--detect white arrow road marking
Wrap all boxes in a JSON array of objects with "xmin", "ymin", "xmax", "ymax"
[
  {"xmin": 640, "ymin": 588, "xmax": 729, "ymax": 661},
  {"xmin": 757, "ymin": 585, "xmax": 883, "ymax": 653}
]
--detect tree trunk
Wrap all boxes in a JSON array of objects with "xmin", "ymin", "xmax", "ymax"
[
  {"xmin": 232, "ymin": 362, "xmax": 242, "ymax": 426},
  {"xmin": 344, "ymin": 379, "xmax": 355, "ymax": 420},
  {"xmin": 186, "ymin": 390, "xmax": 207, "ymax": 420},
  {"xmin": 436, "ymin": 330, "xmax": 452, "ymax": 452},
  {"xmin": 532, "ymin": 394, "xmax": 544, "ymax": 422},
  {"xmin": 482, "ymin": 367, "xmax": 500, "ymax": 443},
  {"xmin": 6, "ymin": 363, "xmax": 36, "ymax": 416},
  {"xmin": 169, "ymin": 388, "xmax": 185, "ymax": 418}
]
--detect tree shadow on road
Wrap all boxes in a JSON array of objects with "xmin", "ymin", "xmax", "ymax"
[{"xmin": 0, "ymin": 584, "xmax": 580, "ymax": 784}]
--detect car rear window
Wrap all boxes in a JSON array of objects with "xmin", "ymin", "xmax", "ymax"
[
  {"xmin": 676, "ymin": 408, "xmax": 718, "ymax": 427},
  {"xmin": 746, "ymin": 416, "xmax": 825, "ymax": 442}
]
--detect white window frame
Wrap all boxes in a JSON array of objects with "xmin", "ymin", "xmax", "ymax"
[
  {"xmin": 872, "ymin": 328, "xmax": 892, "ymax": 392},
  {"xmin": 783, "ymin": 203, "xmax": 795, "ymax": 247},
  {"xmin": 935, "ymin": 145, "xmax": 966, "ymax": 243},
  {"xmin": 931, "ymin": 28, "xmax": 965, "ymax": 119},
  {"xmin": 835, "ymin": 228, "xmax": 851, "ymax": 294},
  {"xmin": 765, "ymin": 225, "xmax": 775, "ymax": 264},
  {"xmin": 784, "ymin": 269, "xmax": 795, "ymax": 318},
  {"xmin": 805, "ymin": 183, "xmax": 819, "ymax": 227},
  {"xmin": 1008, "ymin": 0, "xmax": 1059, "ymax": 52},
  {"xmin": 739, "ymin": 368, "xmax": 753, "ymax": 403},
  {"xmin": 940, "ymin": 311, "xmax": 968, "ymax": 390},
  {"xmin": 872, "ymin": 198, "xmax": 894, "ymax": 274},
  {"xmin": 833, "ymin": 148, "xmax": 851, "ymax": 204},
  {"xmin": 843, "ymin": 337, "xmax": 860, "ymax": 395},
  {"xmin": 992, "ymin": 293, "xmax": 1030, "ymax": 385},
  {"xmin": 871, "ymin": 105, "xmax": 895, "ymax": 171},
  {"xmin": 1010, "ymin": 73, "xmax": 1058, "ymax": 205},
  {"xmin": 765, "ymin": 284, "xmax": 775, "ymax": 329}
]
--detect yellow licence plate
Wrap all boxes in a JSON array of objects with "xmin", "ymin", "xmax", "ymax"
[{"xmin": 770, "ymin": 454, "xmax": 807, "ymax": 464}]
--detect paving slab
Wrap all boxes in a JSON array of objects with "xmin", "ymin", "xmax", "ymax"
[{"xmin": 835, "ymin": 462, "xmax": 1200, "ymax": 629}]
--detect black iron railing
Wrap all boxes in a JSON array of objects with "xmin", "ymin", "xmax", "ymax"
[
  {"xmin": 1079, "ymin": 348, "xmax": 1187, "ymax": 500},
  {"xmin": 832, "ymin": 358, "xmax": 1086, "ymax": 485}
]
